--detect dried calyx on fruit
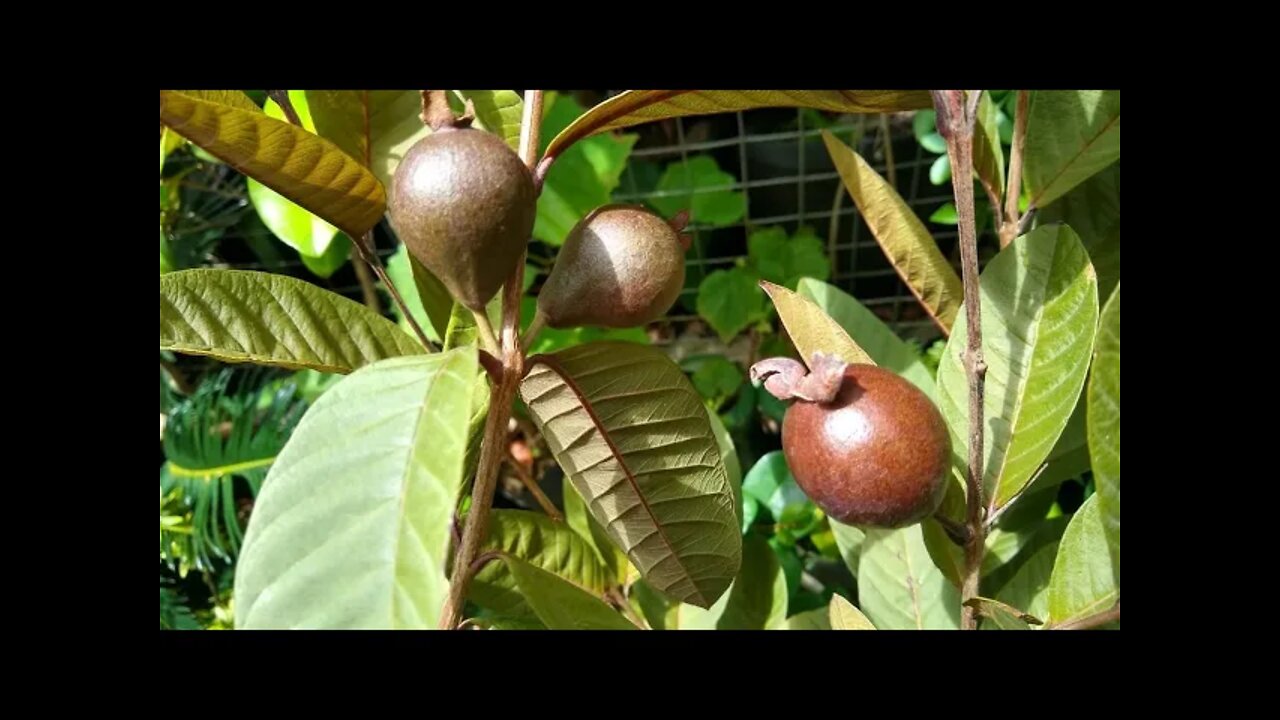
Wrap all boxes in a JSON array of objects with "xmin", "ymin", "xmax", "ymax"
[
  {"xmin": 388, "ymin": 91, "xmax": 535, "ymax": 312},
  {"xmin": 750, "ymin": 353, "xmax": 951, "ymax": 529},
  {"xmin": 533, "ymin": 204, "xmax": 691, "ymax": 331}
]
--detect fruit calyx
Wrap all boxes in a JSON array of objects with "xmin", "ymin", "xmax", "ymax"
[
  {"xmin": 750, "ymin": 353, "xmax": 848, "ymax": 403},
  {"xmin": 420, "ymin": 90, "xmax": 475, "ymax": 131}
]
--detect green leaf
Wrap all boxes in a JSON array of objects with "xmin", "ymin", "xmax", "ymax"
[
  {"xmin": 742, "ymin": 451, "xmax": 788, "ymax": 507},
  {"xmin": 858, "ymin": 524, "xmax": 961, "ymax": 629},
  {"xmin": 912, "ymin": 110, "xmax": 946, "ymax": 153},
  {"xmin": 991, "ymin": 540, "xmax": 1058, "ymax": 628},
  {"xmin": 385, "ymin": 245, "xmax": 453, "ymax": 344},
  {"xmin": 822, "ymin": 131, "xmax": 963, "ymax": 333},
  {"xmin": 761, "ymin": 280, "xmax": 872, "ymax": 365},
  {"xmin": 983, "ymin": 515, "xmax": 1069, "ymax": 597},
  {"xmin": 692, "ymin": 356, "xmax": 745, "ymax": 405},
  {"xmin": 469, "ymin": 509, "xmax": 612, "ymax": 617},
  {"xmin": 562, "ymin": 474, "xmax": 629, "ymax": 587},
  {"xmin": 830, "ymin": 520, "xmax": 866, "ymax": 577},
  {"xmin": 1023, "ymin": 91, "xmax": 1121, "ymax": 208},
  {"xmin": 697, "ymin": 267, "xmax": 769, "ymax": 343},
  {"xmin": 159, "ymin": 90, "xmax": 385, "ymax": 238},
  {"xmin": 929, "ymin": 154, "xmax": 951, "ymax": 186},
  {"xmin": 1047, "ymin": 495, "xmax": 1118, "ymax": 627},
  {"xmin": 160, "ymin": 125, "xmax": 186, "ymax": 174},
  {"xmin": 498, "ymin": 555, "xmax": 638, "ymax": 630},
  {"xmin": 921, "ymin": 518, "xmax": 965, "ymax": 590},
  {"xmin": 973, "ymin": 91, "xmax": 1006, "ymax": 201},
  {"xmin": 796, "ymin": 278, "xmax": 936, "ymax": 396},
  {"xmin": 298, "ymin": 232, "xmax": 352, "ymax": 279},
  {"xmin": 650, "ymin": 156, "xmax": 746, "ymax": 227},
  {"xmin": 454, "ymin": 90, "xmax": 524, "ymax": 151},
  {"xmin": 1089, "ymin": 284, "xmax": 1120, "ymax": 576},
  {"xmin": 160, "ymin": 269, "xmax": 426, "ymax": 373},
  {"xmin": 678, "ymin": 533, "xmax": 787, "ymax": 629},
  {"xmin": 784, "ymin": 606, "xmax": 831, "ymax": 630},
  {"xmin": 748, "ymin": 226, "xmax": 830, "ymax": 289},
  {"xmin": 966, "ymin": 596, "xmax": 1043, "ymax": 630},
  {"xmin": 235, "ymin": 350, "xmax": 478, "ymax": 628},
  {"xmin": 929, "ymin": 203, "xmax": 958, "ymax": 225},
  {"xmin": 707, "ymin": 410, "xmax": 744, "ymax": 534},
  {"xmin": 936, "ymin": 225, "xmax": 1099, "ymax": 511},
  {"xmin": 829, "ymin": 593, "xmax": 876, "ymax": 629},
  {"xmin": 546, "ymin": 90, "xmax": 933, "ymax": 158},
  {"xmin": 520, "ymin": 342, "xmax": 742, "ymax": 608},
  {"xmin": 1038, "ymin": 164, "xmax": 1120, "ymax": 299},
  {"xmin": 533, "ymin": 93, "xmax": 638, "ymax": 246}
]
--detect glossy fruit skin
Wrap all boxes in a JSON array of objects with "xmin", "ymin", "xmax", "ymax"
[
  {"xmin": 388, "ymin": 128, "xmax": 535, "ymax": 311},
  {"xmin": 538, "ymin": 204, "xmax": 685, "ymax": 328},
  {"xmin": 782, "ymin": 364, "xmax": 950, "ymax": 528}
]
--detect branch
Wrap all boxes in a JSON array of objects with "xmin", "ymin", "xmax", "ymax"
[
  {"xmin": 267, "ymin": 91, "xmax": 302, "ymax": 127},
  {"xmin": 505, "ymin": 450, "xmax": 563, "ymax": 522},
  {"xmin": 438, "ymin": 90, "xmax": 545, "ymax": 630},
  {"xmin": 933, "ymin": 90, "xmax": 987, "ymax": 631},
  {"xmin": 355, "ymin": 230, "xmax": 435, "ymax": 352},
  {"xmin": 1052, "ymin": 602, "xmax": 1120, "ymax": 630},
  {"xmin": 1000, "ymin": 91, "xmax": 1030, "ymax": 249}
]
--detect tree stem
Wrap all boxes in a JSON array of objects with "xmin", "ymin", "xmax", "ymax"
[
  {"xmin": 437, "ymin": 90, "xmax": 545, "ymax": 630},
  {"xmin": 1000, "ymin": 91, "xmax": 1030, "ymax": 248},
  {"xmin": 933, "ymin": 90, "xmax": 987, "ymax": 631}
]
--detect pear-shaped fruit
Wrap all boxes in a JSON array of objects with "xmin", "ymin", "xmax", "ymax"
[
  {"xmin": 537, "ymin": 204, "xmax": 688, "ymax": 328},
  {"xmin": 388, "ymin": 127, "xmax": 535, "ymax": 311}
]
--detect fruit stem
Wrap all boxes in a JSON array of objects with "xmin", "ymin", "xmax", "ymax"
[
  {"xmin": 521, "ymin": 307, "xmax": 548, "ymax": 354},
  {"xmin": 471, "ymin": 309, "xmax": 500, "ymax": 357},
  {"xmin": 438, "ymin": 90, "xmax": 545, "ymax": 630},
  {"xmin": 933, "ymin": 90, "xmax": 987, "ymax": 631}
]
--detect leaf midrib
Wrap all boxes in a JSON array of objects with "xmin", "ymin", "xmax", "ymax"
[
  {"xmin": 1029, "ymin": 111, "xmax": 1120, "ymax": 208},
  {"xmin": 530, "ymin": 354, "xmax": 707, "ymax": 607}
]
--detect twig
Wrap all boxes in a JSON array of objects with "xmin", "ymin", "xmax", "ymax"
[
  {"xmin": 505, "ymin": 450, "xmax": 563, "ymax": 522},
  {"xmin": 1000, "ymin": 91, "xmax": 1030, "ymax": 248},
  {"xmin": 606, "ymin": 587, "xmax": 646, "ymax": 629},
  {"xmin": 933, "ymin": 90, "xmax": 987, "ymax": 631},
  {"xmin": 355, "ymin": 231, "xmax": 434, "ymax": 351},
  {"xmin": 1052, "ymin": 602, "xmax": 1120, "ymax": 630},
  {"xmin": 438, "ymin": 90, "xmax": 545, "ymax": 630},
  {"xmin": 350, "ymin": 243, "xmax": 380, "ymax": 311},
  {"xmin": 267, "ymin": 91, "xmax": 302, "ymax": 127},
  {"xmin": 878, "ymin": 114, "xmax": 897, "ymax": 188}
]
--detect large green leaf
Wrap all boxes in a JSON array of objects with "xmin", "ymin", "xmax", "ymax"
[
  {"xmin": 936, "ymin": 225, "xmax": 1099, "ymax": 512},
  {"xmin": 698, "ymin": 268, "xmax": 770, "ymax": 343},
  {"xmin": 235, "ymin": 350, "xmax": 478, "ymax": 628},
  {"xmin": 545, "ymin": 90, "xmax": 932, "ymax": 159},
  {"xmin": 982, "ymin": 514, "xmax": 1068, "ymax": 600},
  {"xmin": 1090, "ymin": 284, "xmax": 1120, "ymax": 576},
  {"xmin": 707, "ymin": 410, "xmax": 744, "ymax": 534},
  {"xmin": 160, "ymin": 269, "xmax": 425, "ymax": 373},
  {"xmin": 454, "ymin": 90, "xmax": 524, "ymax": 150},
  {"xmin": 520, "ymin": 341, "xmax": 742, "ymax": 608},
  {"xmin": 246, "ymin": 92, "xmax": 345, "ymax": 269},
  {"xmin": 797, "ymin": 278, "xmax": 935, "ymax": 396},
  {"xmin": 469, "ymin": 509, "xmax": 612, "ymax": 617},
  {"xmin": 973, "ymin": 91, "xmax": 1006, "ymax": 203},
  {"xmin": 858, "ymin": 524, "xmax": 960, "ymax": 629},
  {"xmin": 830, "ymin": 520, "xmax": 866, "ymax": 578},
  {"xmin": 783, "ymin": 606, "xmax": 831, "ymax": 630},
  {"xmin": 1047, "ymin": 494, "xmax": 1118, "ymax": 627},
  {"xmin": 562, "ymin": 474, "xmax": 630, "ymax": 587},
  {"xmin": 534, "ymin": 93, "xmax": 638, "ymax": 246},
  {"xmin": 159, "ymin": 90, "xmax": 384, "ymax": 239},
  {"xmin": 498, "ymin": 555, "xmax": 638, "ymax": 630},
  {"xmin": 1023, "ymin": 91, "xmax": 1121, "ymax": 208},
  {"xmin": 989, "ymin": 540, "xmax": 1058, "ymax": 629},
  {"xmin": 822, "ymin": 131, "xmax": 964, "ymax": 333},
  {"xmin": 678, "ymin": 533, "xmax": 787, "ymax": 629},
  {"xmin": 1038, "ymin": 164, "xmax": 1120, "ymax": 302},
  {"xmin": 829, "ymin": 593, "xmax": 876, "ymax": 629},
  {"xmin": 761, "ymin": 280, "xmax": 872, "ymax": 366}
]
